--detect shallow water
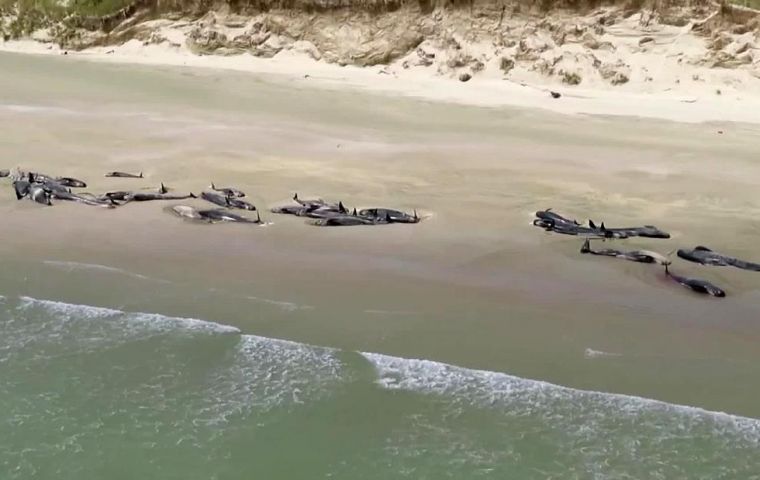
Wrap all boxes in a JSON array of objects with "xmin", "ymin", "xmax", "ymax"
[
  {"xmin": 2, "ymin": 295, "xmax": 759, "ymax": 480},
  {"xmin": 1, "ymin": 51, "xmax": 760, "ymax": 477}
]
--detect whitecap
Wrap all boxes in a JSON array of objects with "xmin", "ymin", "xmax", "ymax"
[
  {"xmin": 584, "ymin": 348, "xmax": 623, "ymax": 359},
  {"xmin": 360, "ymin": 352, "xmax": 760, "ymax": 443},
  {"xmin": 42, "ymin": 260, "xmax": 170, "ymax": 283},
  {"xmin": 194, "ymin": 335, "xmax": 342, "ymax": 425},
  {"xmin": 246, "ymin": 295, "xmax": 313, "ymax": 313}
]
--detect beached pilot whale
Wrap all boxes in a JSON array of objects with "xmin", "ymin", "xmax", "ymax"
[
  {"xmin": 535, "ymin": 208, "xmax": 581, "ymax": 226},
  {"xmin": 225, "ymin": 196, "xmax": 256, "ymax": 211},
  {"xmin": 210, "ymin": 183, "xmax": 245, "ymax": 198},
  {"xmin": 305, "ymin": 201, "xmax": 349, "ymax": 218},
  {"xmin": 105, "ymin": 171, "xmax": 143, "ymax": 178},
  {"xmin": 271, "ymin": 204, "xmax": 306, "ymax": 215},
  {"xmin": 201, "ymin": 191, "xmax": 256, "ymax": 211},
  {"xmin": 358, "ymin": 208, "xmax": 420, "ymax": 224},
  {"xmin": 587, "ymin": 220, "xmax": 670, "ymax": 239},
  {"xmin": 310, "ymin": 215, "xmax": 375, "ymax": 227},
  {"xmin": 664, "ymin": 264, "xmax": 725, "ymax": 297},
  {"xmin": 533, "ymin": 209, "xmax": 670, "ymax": 239},
  {"xmin": 580, "ymin": 239, "xmax": 671, "ymax": 265},
  {"xmin": 170, "ymin": 205, "xmax": 262, "ymax": 224},
  {"xmin": 12, "ymin": 179, "xmax": 31, "ymax": 199},
  {"xmin": 292, "ymin": 193, "xmax": 327, "ymax": 209},
  {"xmin": 170, "ymin": 205, "xmax": 202, "ymax": 220},
  {"xmin": 55, "ymin": 177, "xmax": 87, "ymax": 188},
  {"xmin": 126, "ymin": 192, "xmax": 197, "ymax": 202},
  {"xmin": 272, "ymin": 195, "xmax": 347, "ymax": 218},
  {"xmin": 50, "ymin": 190, "xmax": 116, "ymax": 207},
  {"xmin": 198, "ymin": 209, "xmax": 263, "ymax": 224},
  {"xmin": 28, "ymin": 184, "xmax": 52, "ymax": 206},
  {"xmin": 103, "ymin": 191, "xmax": 132, "ymax": 202},
  {"xmin": 533, "ymin": 215, "xmax": 619, "ymax": 238},
  {"xmin": 201, "ymin": 191, "xmax": 229, "ymax": 208},
  {"xmin": 677, "ymin": 246, "xmax": 760, "ymax": 272}
]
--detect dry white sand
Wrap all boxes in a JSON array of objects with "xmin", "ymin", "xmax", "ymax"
[{"xmin": 1, "ymin": 7, "xmax": 759, "ymax": 124}]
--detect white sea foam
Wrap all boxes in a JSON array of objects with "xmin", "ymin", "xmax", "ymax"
[
  {"xmin": 16, "ymin": 296, "xmax": 240, "ymax": 334},
  {"xmin": 195, "ymin": 334, "xmax": 343, "ymax": 425},
  {"xmin": 360, "ymin": 352, "xmax": 760, "ymax": 443},
  {"xmin": 0, "ymin": 103, "xmax": 77, "ymax": 115},
  {"xmin": 363, "ymin": 309, "xmax": 417, "ymax": 316},
  {"xmin": 18, "ymin": 296, "xmax": 123, "ymax": 319},
  {"xmin": 246, "ymin": 295, "xmax": 313, "ymax": 313},
  {"xmin": 42, "ymin": 260, "xmax": 170, "ymax": 283},
  {"xmin": 584, "ymin": 348, "xmax": 623, "ymax": 359}
]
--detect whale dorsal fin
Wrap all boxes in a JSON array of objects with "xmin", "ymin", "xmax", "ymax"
[
  {"xmin": 257, "ymin": 211, "xmax": 261, "ymax": 223},
  {"xmin": 414, "ymin": 209, "xmax": 419, "ymax": 221},
  {"xmin": 139, "ymin": 172, "xmax": 143, "ymax": 178},
  {"xmin": 695, "ymin": 246, "xmax": 712, "ymax": 252},
  {"xmin": 600, "ymin": 222, "xmax": 607, "ymax": 231},
  {"xmin": 589, "ymin": 220, "xmax": 597, "ymax": 229}
]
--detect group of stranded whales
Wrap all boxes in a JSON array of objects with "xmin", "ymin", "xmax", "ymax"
[
  {"xmin": 2, "ymin": 168, "xmax": 422, "ymax": 228},
  {"xmin": 270, "ymin": 194, "xmax": 421, "ymax": 226},
  {"xmin": 534, "ymin": 209, "xmax": 760, "ymax": 298}
]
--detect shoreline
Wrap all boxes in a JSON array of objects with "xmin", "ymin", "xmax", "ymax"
[
  {"xmin": 2, "ymin": 35, "xmax": 760, "ymax": 125},
  {"xmin": 2, "ymin": 48, "xmax": 760, "ymax": 419}
]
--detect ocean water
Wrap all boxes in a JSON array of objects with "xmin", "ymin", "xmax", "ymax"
[{"xmin": 2, "ymin": 294, "xmax": 758, "ymax": 479}]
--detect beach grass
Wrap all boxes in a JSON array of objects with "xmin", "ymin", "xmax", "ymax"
[
  {"xmin": 732, "ymin": 0, "xmax": 760, "ymax": 8},
  {"xmin": 0, "ymin": 0, "xmax": 133, "ymax": 17}
]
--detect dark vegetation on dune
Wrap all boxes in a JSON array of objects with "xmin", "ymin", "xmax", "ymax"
[{"xmin": 0, "ymin": 0, "xmax": 755, "ymax": 38}]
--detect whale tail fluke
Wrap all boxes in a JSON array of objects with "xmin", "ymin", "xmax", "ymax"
[
  {"xmin": 413, "ymin": 209, "xmax": 419, "ymax": 222},
  {"xmin": 139, "ymin": 172, "xmax": 144, "ymax": 178},
  {"xmin": 581, "ymin": 238, "xmax": 591, "ymax": 253}
]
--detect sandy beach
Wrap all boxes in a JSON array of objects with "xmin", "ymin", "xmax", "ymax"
[{"xmin": 2, "ymin": 2, "xmax": 760, "ymax": 124}]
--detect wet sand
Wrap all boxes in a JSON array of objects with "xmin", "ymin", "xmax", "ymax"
[{"xmin": 2, "ymin": 51, "xmax": 760, "ymax": 418}]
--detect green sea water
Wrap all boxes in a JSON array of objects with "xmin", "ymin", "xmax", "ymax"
[{"xmin": 2, "ymin": 294, "xmax": 759, "ymax": 479}]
